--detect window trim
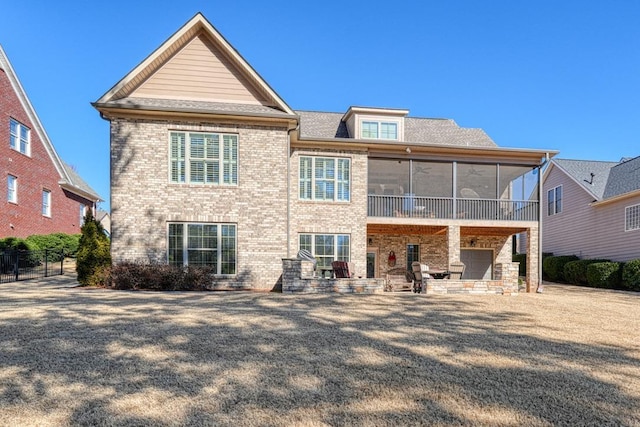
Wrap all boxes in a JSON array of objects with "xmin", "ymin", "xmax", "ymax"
[
  {"xmin": 298, "ymin": 233, "xmax": 350, "ymax": 269},
  {"xmin": 7, "ymin": 175, "xmax": 17, "ymax": 204},
  {"xmin": 167, "ymin": 222, "xmax": 237, "ymax": 276},
  {"xmin": 299, "ymin": 156, "xmax": 351, "ymax": 202},
  {"xmin": 547, "ymin": 185, "xmax": 562, "ymax": 216},
  {"xmin": 9, "ymin": 118, "xmax": 31, "ymax": 156},
  {"xmin": 625, "ymin": 203, "xmax": 640, "ymax": 232},
  {"xmin": 42, "ymin": 189, "xmax": 51, "ymax": 217},
  {"xmin": 360, "ymin": 119, "xmax": 399, "ymax": 140},
  {"xmin": 169, "ymin": 131, "xmax": 238, "ymax": 186}
]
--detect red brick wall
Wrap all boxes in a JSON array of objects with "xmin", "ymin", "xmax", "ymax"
[{"xmin": 0, "ymin": 68, "xmax": 92, "ymax": 238}]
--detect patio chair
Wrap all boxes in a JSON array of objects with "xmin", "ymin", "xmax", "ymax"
[
  {"xmin": 411, "ymin": 262, "xmax": 431, "ymax": 293},
  {"xmin": 332, "ymin": 261, "xmax": 354, "ymax": 278},
  {"xmin": 448, "ymin": 261, "xmax": 466, "ymax": 280}
]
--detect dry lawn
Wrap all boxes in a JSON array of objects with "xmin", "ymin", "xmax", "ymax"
[{"xmin": 0, "ymin": 276, "xmax": 639, "ymax": 426}]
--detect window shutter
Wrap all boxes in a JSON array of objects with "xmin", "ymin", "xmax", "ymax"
[{"xmin": 299, "ymin": 157, "xmax": 312, "ymax": 199}]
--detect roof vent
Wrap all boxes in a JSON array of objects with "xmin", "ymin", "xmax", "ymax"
[{"xmin": 584, "ymin": 172, "xmax": 595, "ymax": 185}]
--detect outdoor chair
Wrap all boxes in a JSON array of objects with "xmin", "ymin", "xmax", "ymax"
[
  {"xmin": 332, "ymin": 261, "xmax": 354, "ymax": 278},
  {"xmin": 448, "ymin": 261, "xmax": 466, "ymax": 280},
  {"xmin": 411, "ymin": 262, "xmax": 431, "ymax": 293}
]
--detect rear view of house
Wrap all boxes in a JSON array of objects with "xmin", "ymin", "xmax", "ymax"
[
  {"xmin": 94, "ymin": 13, "xmax": 557, "ymax": 293},
  {"xmin": 1, "ymin": 45, "xmax": 101, "ymax": 238},
  {"xmin": 542, "ymin": 157, "xmax": 640, "ymax": 261}
]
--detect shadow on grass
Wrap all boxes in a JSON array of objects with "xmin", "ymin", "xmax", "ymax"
[{"xmin": 0, "ymin": 285, "xmax": 639, "ymax": 425}]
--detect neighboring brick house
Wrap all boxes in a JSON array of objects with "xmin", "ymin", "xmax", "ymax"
[
  {"xmin": 94, "ymin": 13, "xmax": 556, "ymax": 292},
  {"xmin": 542, "ymin": 157, "xmax": 640, "ymax": 262},
  {"xmin": 1, "ymin": 45, "xmax": 101, "ymax": 238}
]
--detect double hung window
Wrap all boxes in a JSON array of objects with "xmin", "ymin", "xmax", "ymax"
[
  {"xmin": 626, "ymin": 204, "xmax": 640, "ymax": 232},
  {"xmin": 299, "ymin": 233, "xmax": 350, "ymax": 269},
  {"xmin": 299, "ymin": 157, "xmax": 350, "ymax": 201},
  {"xmin": 7, "ymin": 175, "xmax": 17, "ymax": 203},
  {"xmin": 547, "ymin": 186, "xmax": 562, "ymax": 216},
  {"xmin": 168, "ymin": 223, "xmax": 237, "ymax": 275},
  {"xmin": 42, "ymin": 190, "xmax": 51, "ymax": 216},
  {"xmin": 10, "ymin": 119, "xmax": 30, "ymax": 155},
  {"xmin": 170, "ymin": 132, "xmax": 238, "ymax": 185}
]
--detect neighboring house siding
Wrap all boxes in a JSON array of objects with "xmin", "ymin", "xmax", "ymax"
[
  {"xmin": 542, "ymin": 167, "xmax": 596, "ymax": 257},
  {"xmin": 110, "ymin": 117, "xmax": 289, "ymax": 289},
  {"xmin": 289, "ymin": 148, "xmax": 368, "ymax": 277},
  {"xmin": 543, "ymin": 166, "xmax": 640, "ymax": 261},
  {"xmin": 0, "ymin": 68, "xmax": 91, "ymax": 238}
]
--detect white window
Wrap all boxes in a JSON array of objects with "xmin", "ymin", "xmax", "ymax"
[
  {"xmin": 170, "ymin": 132, "xmax": 238, "ymax": 185},
  {"xmin": 42, "ymin": 190, "xmax": 51, "ymax": 217},
  {"xmin": 168, "ymin": 223, "xmax": 236, "ymax": 275},
  {"xmin": 361, "ymin": 120, "xmax": 398, "ymax": 140},
  {"xmin": 79, "ymin": 203, "xmax": 86, "ymax": 225},
  {"xmin": 299, "ymin": 233, "xmax": 350, "ymax": 269},
  {"xmin": 547, "ymin": 185, "xmax": 562, "ymax": 216},
  {"xmin": 10, "ymin": 119, "xmax": 30, "ymax": 155},
  {"xmin": 299, "ymin": 157, "xmax": 350, "ymax": 202},
  {"xmin": 626, "ymin": 204, "xmax": 640, "ymax": 232},
  {"xmin": 7, "ymin": 175, "xmax": 17, "ymax": 203}
]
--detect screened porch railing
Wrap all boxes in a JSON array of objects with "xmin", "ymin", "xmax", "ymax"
[{"xmin": 367, "ymin": 195, "xmax": 538, "ymax": 221}]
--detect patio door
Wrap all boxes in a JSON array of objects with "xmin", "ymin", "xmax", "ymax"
[{"xmin": 460, "ymin": 249, "xmax": 493, "ymax": 280}]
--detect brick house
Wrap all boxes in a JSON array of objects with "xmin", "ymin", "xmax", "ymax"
[
  {"xmin": 1, "ymin": 45, "xmax": 101, "ymax": 238},
  {"xmin": 94, "ymin": 13, "xmax": 556, "ymax": 293}
]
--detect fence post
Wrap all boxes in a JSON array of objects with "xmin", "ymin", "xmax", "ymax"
[
  {"xmin": 14, "ymin": 250, "xmax": 19, "ymax": 282},
  {"xmin": 60, "ymin": 250, "xmax": 64, "ymax": 275},
  {"xmin": 45, "ymin": 249, "xmax": 49, "ymax": 277}
]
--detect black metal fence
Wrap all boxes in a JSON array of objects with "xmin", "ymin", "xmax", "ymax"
[{"xmin": 0, "ymin": 249, "xmax": 65, "ymax": 284}]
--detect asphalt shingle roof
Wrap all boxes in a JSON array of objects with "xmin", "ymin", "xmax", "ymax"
[
  {"xmin": 553, "ymin": 157, "xmax": 640, "ymax": 201},
  {"xmin": 62, "ymin": 163, "xmax": 102, "ymax": 200},
  {"xmin": 101, "ymin": 97, "xmax": 294, "ymax": 118},
  {"xmin": 603, "ymin": 156, "xmax": 640, "ymax": 199},
  {"xmin": 296, "ymin": 110, "xmax": 497, "ymax": 147}
]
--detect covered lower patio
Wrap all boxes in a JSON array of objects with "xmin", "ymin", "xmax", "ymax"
[{"xmin": 366, "ymin": 220, "xmax": 538, "ymax": 295}]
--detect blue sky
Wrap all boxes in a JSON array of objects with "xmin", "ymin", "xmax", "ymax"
[{"xmin": 2, "ymin": 1, "xmax": 640, "ymax": 212}]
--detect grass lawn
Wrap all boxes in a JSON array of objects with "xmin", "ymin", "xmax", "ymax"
[{"xmin": 1, "ymin": 277, "xmax": 639, "ymax": 426}]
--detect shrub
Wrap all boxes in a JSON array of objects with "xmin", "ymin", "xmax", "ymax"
[
  {"xmin": 564, "ymin": 259, "xmax": 610, "ymax": 285},
  {"xmin": 76, "ymin": 211, "xmax": 111, "ymax": 286},
  {"xmin": 25, "ymin": 233, "xmax": 81, "ymax": 258},
  {"xmin": 512, "ymin": 253, "xmax": 527, "ymax": 276},
  {"xmin": 0, "ymin": 237, "xmax": 38, "ymax": 251},
  {"xmin": 586, "ymin": 262, "xmax": 624, "ymax": 289},
  {"xmin": 106, "ymin": 261, "xmax": 214, "ymax": 291},
  {"xmin": 543, "ymin": 255, "xmax": 579, "ymax": 282},
  {"xmin": 622, "ymin": 259, "xmax": 640, "ymax": 291}
]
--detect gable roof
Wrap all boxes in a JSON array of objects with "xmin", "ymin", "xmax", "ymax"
[
  {"xmin": 296, "ymin": 110, "xmax": 497, "ymax": 147},
  {"xmin": 0, "ymin": 45, "xmax": 101, "ymax": 202},
  {"xmin": 550, "ymin": 159, "xmax": 619, "ymax": 200},
  {"xmin": 94, "ymin": 13, "xmax": 295, "ymax": 119}
]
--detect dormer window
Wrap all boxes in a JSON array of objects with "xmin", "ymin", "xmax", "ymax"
[
  {"xmin": 361, "ymin": 121, "xmax": 398, "ymax": 140},
  {"xmin": 342, "ymin": 106, "xmax": 408, "ymax": 141}
]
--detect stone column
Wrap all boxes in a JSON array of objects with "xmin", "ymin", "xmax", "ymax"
[
  {"xmin": 447, "ymin": 225, "xmax": 460, "ymax": 266},
  {"xmin": 526, "ymin": 226, "xmax": 540, "ymax": 292}
]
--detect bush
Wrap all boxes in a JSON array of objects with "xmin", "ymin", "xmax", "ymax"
[
  {"xmin": 586, "ymin": 262, "xmax": 624, "ymax": 289},
  {"xmin": 0, "ymin": 237, "xmax": 38, "ymax": 251},
  {"xmin": 512, "ymin": 253, "xmax": 527, "ymax": 276},
  {"xmin": 543, "ymin": 255, "xmax": 579, "ymax": 282},
  {"xmin": 622, "ymin": 259, "xmax": 640, "ymax": 291},
  {"xmin": 106, "ymin": 261, "xmax": 214, "ymax": 291},
  {"xmin": 76, "ymin": 211, "xmax": 111, "ymax": 286},
  {"xmin": 564, "ymin": 259, "xmax": 610, "ymax": 285},
  {"xmin": 26, "ymin": 233, "xmax": 81, "ymax": 257}
]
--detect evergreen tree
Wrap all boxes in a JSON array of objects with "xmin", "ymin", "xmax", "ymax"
[{"xmin": 76, "ymin": 209, "xmax": 111, "ymax": 285}]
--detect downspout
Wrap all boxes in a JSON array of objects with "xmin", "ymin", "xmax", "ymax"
[
  {"xmin": 286, "ymin": 123, "xmax": 299, "ymax": 258},
  {"xmin": 537, "ymin": 152, "xmax": 550, "ymax": 292}
]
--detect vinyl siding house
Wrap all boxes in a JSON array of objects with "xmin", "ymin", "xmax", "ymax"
[
  {"xmin": 1, "ymin": 45, "xmax": 101, "ymax": 238},
  {"xmin": 542, "ymin": 157, "xmax": 640, "ymax": 262},
  {"xmin": 94, "ymin": 13, "xmax": 556, "ymax": 293}
]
